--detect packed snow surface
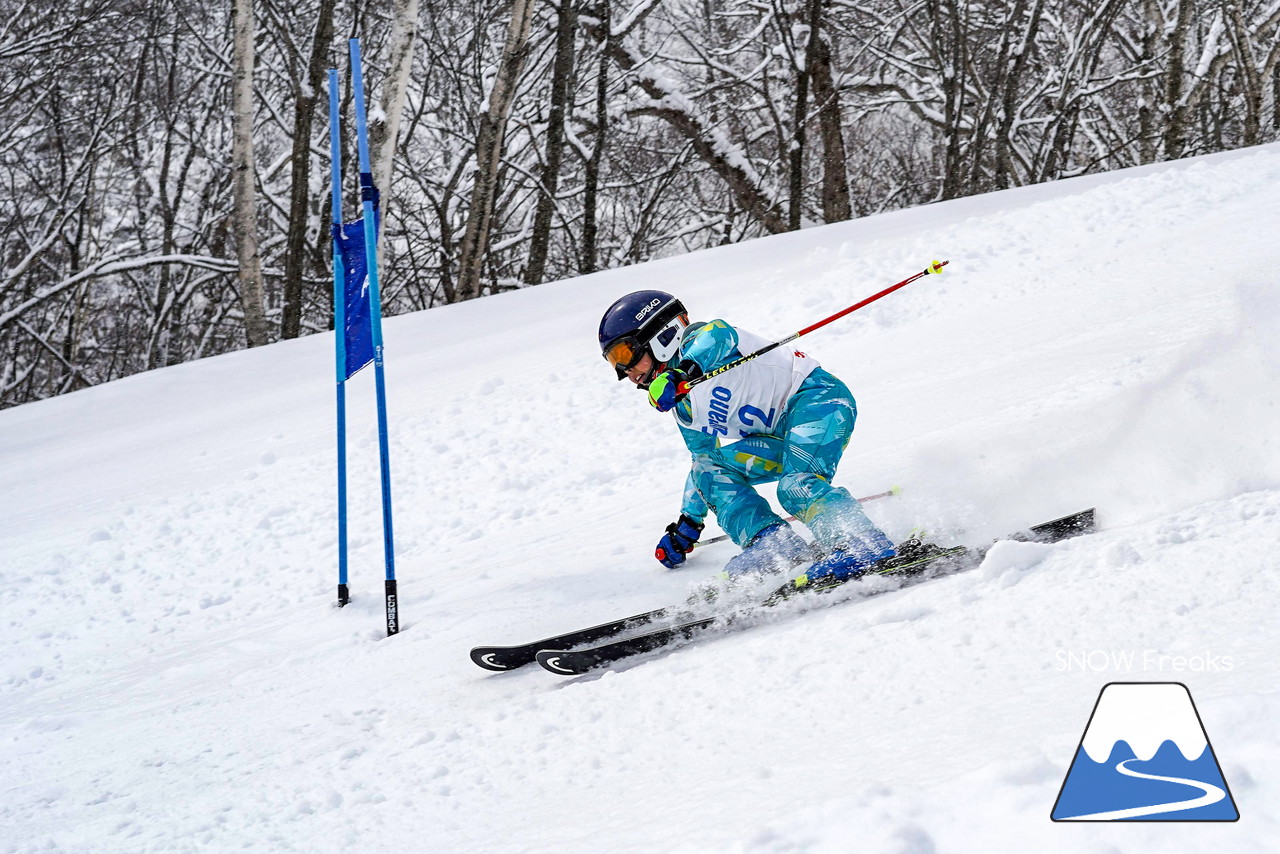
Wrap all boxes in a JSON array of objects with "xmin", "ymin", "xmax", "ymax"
[{"xmin": 3, "ymin": 144, "xmax": 1279, "ymax": 852}]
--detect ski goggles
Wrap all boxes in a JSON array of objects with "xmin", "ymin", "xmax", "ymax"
[{"xmin": 603, "ymin": 336, "xmax": 645, "ymax": 379}]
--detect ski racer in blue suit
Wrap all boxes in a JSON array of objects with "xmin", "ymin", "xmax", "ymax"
[{"xmin": 599, "ymin": 290, "xmax": 896, "ymax": 582}]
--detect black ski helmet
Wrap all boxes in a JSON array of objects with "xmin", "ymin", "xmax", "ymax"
[{"xmin": 598, "ymin": 290, "xmax": 689, "ymax": 386}]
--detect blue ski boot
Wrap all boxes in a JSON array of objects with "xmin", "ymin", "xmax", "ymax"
[
  {"xmin": 800, "ymin": 529, "xmax": 896, "ymax": 586},
  {"xmin": 722, "ymin": 523, "xmax": 814, "ymax": 579}
]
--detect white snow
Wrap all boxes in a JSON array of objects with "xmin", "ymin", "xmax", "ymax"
[{"xmin": 3, "ymin": 143, "xmax": 1280, "ymax": 852}]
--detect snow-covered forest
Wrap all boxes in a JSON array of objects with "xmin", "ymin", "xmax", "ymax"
[
  {"xmin": 3, "ymin": 0, "xmax": 1279, "ymax": 408},
  {"xmin": 4, "ymin": 141, "xmax": 1279, "ymax": 851}
]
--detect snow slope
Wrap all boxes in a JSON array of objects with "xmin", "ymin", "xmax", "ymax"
[{"xmin": 3, "ymin": 144, "xmax": 1279, "ymax": 853}]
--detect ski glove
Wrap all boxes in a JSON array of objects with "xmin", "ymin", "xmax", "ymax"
[
  {"xmin": 655, "ymin": 514, "xmax": 704, "ymax": 568},
  {"xmin": 648, "ymin": 369, "xmax": 690, "ymax": 412}
]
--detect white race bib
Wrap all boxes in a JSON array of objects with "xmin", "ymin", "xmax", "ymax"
[{"xmin": 679, "ymin": 328, "xmax": 819, "ymax": 442}]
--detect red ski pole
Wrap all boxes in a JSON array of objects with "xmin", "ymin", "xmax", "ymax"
[{"xmin": 677, "ymin": 260, "xmax": 948, "ymax": 396}]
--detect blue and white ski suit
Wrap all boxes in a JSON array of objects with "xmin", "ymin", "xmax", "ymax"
[{"xmin": 672, "ymin": 320, "xmax": 890, "ymax": 553}]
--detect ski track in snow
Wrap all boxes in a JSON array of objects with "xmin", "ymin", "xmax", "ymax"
[{"xmin": 3, "ymin": 144, "xmax": 1280, "ymax": 852}]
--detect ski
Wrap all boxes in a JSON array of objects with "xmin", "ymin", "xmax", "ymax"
[
  {"xmin": 537, "ymin": 616, "xmax": 718, "ymax": 675},
  {"xmin": 534, "ymin": 544, "xmax": 970, "ymax": 675},
  {"xmin": 468, "ymin": 489, "xmax": 894, "ymax": 670},
  {"xmin": 765, "ymin": 507, "xmax": 1095, "ymax": 603},
  {"xmin": 535, "ymin": 508, "xmax": 1095, "ymax": 676},
  {"xmin": 470, "ymin": 606, "xmax": 682, "ymax": 671}
]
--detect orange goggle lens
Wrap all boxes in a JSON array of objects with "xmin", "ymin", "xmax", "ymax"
[{"xmin": 604, "ymin": 337, "xmax": 640, "ymax": 370}]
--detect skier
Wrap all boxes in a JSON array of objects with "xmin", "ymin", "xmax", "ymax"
[{"xmin": 598, "ymin": 290, "xmax": 897, "ymax": 583}]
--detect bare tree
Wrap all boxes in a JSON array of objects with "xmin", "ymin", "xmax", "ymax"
[
  {"xmin": 579, "ymin": 0, "xmax": 610, "ymax": 274},
  {"xmin": 583, "ymin": 4, "xmax": 788, "ymax": 235},
  {"xmin": 231, "ymin": 0, "xmax": 270, "ymax": 346},
  {"xmin": 280, "ymin": 0, "xmax": 337, "ymax": 340},
  {"xmin": 809, "ymin": 4, "xmax": 851, "ymax": 222},
  {"xmin": 525, "ymin": 0, "xmax": 577, "ymax": 286},
  {"xmin": 374, "ymin": 0, "xmax": 421, "ymax": 194},
  {"xmin": 456, "ymin": 0, "xmax": 538, "ymax": 301}
]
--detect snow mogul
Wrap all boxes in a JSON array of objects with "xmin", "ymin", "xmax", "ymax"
[{"xmin": 598, "ymin": 289, "xmax": 897, "ymax": 583}]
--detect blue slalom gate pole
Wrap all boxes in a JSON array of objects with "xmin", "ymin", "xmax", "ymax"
[
  {"xmin": 349, "ymin": 38, "xmax": 399, "ymax": 636},
  {"xmin": 329, "ymin": 70, "xmax": 351, "ymax": 608}
]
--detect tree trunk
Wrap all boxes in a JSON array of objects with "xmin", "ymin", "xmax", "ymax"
[
  {"xmin": 525, "ymin": 0, "xmax": 576, "ymax": 286},
  {"xmin": 281, "ymin": 0, "xmax": 336, "ymax": 340},
  {"xmin": 787, "ymin": 0, "xmax": 823, "ymax": 231},
  {"xmin": 373, "ymin": 0, "xmax": 420, "ymax": 195},
  {"xmin": 808, "ymin": 13, "xmax": 850, "ymax": 222},
  {"xmin": 1161, "ymin": 0, "xmax": 1196, "ymax": 160},
  {"xmin": 1137, "ymin": 0, "xmax": 1161, "ymax": 163},
  {"xmin": 455, "ymin": 0, "xmax": 537, "ymax": 301},
  {"xmin": 580, "ymin": 1, "xmax": 609, "ymax": 274},
  {"xmin": 369, "ymin": 0, "xmax": 420, "ymax": 268},
  {"xmin": 231, "ymin": 0, "xmax": 270, "ymax": 347},
  {"xmin": 1224, "ymin": 0, "xmax": 1262, "ymax": 147},
  {"xmin": 930, "ymin": 0, "xmax": 969, "ymax": 200},
  {"xmin": 992, "ymin": 0, "xmax": 1043, "ymax": 189},
  {"xmin": 1274, "ymin": 61, "xmax": 1280, "ymax": 132}
]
